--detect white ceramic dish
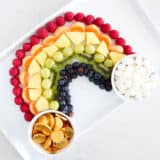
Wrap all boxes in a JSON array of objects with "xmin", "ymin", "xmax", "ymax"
[
  {"xmin": 28, "ymin": 110, "xmax": 75, "ymax": 157},
  {"xmin": 111, "ymin": 54, "xmax": 158, "ymax": 102},
  {"xmin": 0, "ymin": 0, "xmax": 160, "ymax": 159}
]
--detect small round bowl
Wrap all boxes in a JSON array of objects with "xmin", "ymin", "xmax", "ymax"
[
  {"xmin": 111, "ymin": 54, "xmax": 155, "ymax": 102},
  {"xmin": 28, "ymin": 110, "xmax": 75, "ymax": 157}
]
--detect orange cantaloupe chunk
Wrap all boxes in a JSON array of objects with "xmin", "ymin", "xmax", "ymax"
[
  {"xmin": 109, "ymin": 45, "xmax": 124, "ymax": 53},
  {"xmin": 29, "ymin": 102, "xmax": 38, "ymax": 115},
  {"xmin": 22, "ymin": 56, "xmax": 33, "ymax": 71},
  {"xmin": 54, "ymin": 26, "xmax": 70, "ymax": 36},
  {"xmin": 22, "ymin": 87, "xmax": 30, "ymax": 103},
  {"xmin": 30, "ymin": 44, "xmax": 43, "ymax": 56},
  {"xmin": 43, "ymin": 35, "xmax": 60, "ymax": 46},
  {"xmin": 70, "ymin": 22, "xmax": 85, "ymax": 32},
  {"xmin": 99, "ymin": 34, "xmax": 112, "ymax": 48},
  {"xmin": 19, "ymin": 71, "xmax": 28, "ymax": 87},
  {"xmin": 85, "ymin": 24, "xmax": 100, "ymax": 38}
]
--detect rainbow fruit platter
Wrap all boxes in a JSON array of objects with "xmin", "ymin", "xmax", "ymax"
[{"xmin": 8, "ymin": 11, "xmax": 159, "ymax": 155}]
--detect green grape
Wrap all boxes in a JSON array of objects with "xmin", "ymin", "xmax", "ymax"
[
  {"xmin": 104, "ymin": 59, "xmax": 113, "ymax": 67},
  {"xmin": 42, "ymin": 79, "xmax": 52, "ymax": 89},
  {"xmin": 63, "ymin": 47, "xmax": 73, "ymax": 57},
  {"xmin": 85, "ymin": 45, "xmax": 96, "ymax": 54},
  {"xmin": 94, "ymin": 53, "xmax": 105, "ymax": 63},
  {"xmin": 45, "ymin": 58, "xmax": 55, "ymax": 69},
  {"xmin": 50, "ymin": 100, "xmax": 59, "ymax": 110},
  {"xmin": 43, "ymin": 89, "xmax": 53, "ymax": 99},
  {"xmin": 53, "ymin": 51, "xmax": 64, "ymax": 62},
  {"xmin": 74, "ymin": 44, "xmax": 84, "ymax": 54},
  {"xmin": 40, "ymin": 68, "xmax": 51, "ymax": 78}
]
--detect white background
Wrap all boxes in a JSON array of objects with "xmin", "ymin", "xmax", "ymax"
[{"xmin": 0, "ymin": 0, "xmax": 160, "ymax": 159}]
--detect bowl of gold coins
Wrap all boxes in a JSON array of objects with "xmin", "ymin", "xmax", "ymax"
[{"xmin": 28, "ymin": 110, "xmax": 75, "ymax": 155}]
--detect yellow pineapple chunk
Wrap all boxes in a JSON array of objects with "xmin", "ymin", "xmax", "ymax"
[
  {"xmin": 28, "ymin": 59, "xmax": 41, "ymax": 75},
  {"xmin": 86, "ymin": 32, "xmax": 100, "ymax": 45},
  {"xmin": 28, "ymin": 73, "xmax": 41, "ymax": 89},
  {"xmin": 35, "ymin": 96, "xmax": 49, "ymax": 112},
  {"xmin": 66, "ymin": 32, "xmax": 85, "ymax": 45},
  {"xmin": 96, "ymin": 41, "xmax": 109, "ymax": 57},
  {"xmin": 35, "ymin": 51, "xmax": 47, "ymax": 66},
  {"xmin": 30, "ymin": 44, "xmax": 43, "ymax": 55},
  {"xmin": 43, "ymin": 45, "xmax": 58, "ymax": 57},
  {"xmin": 109, "ymin": 51, "xmax": 125, "ymax": 64},
  {"xmin": 54, "ymin": 34, "xmax": 71, "ymax": 48},
  {"xmin": 29, "ymin": 88, "xmax": 42, "ymax": 101}
]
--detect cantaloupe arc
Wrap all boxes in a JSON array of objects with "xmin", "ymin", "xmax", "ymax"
[
  {"xmin": 43, "ymin": 35, "xmax": 60, "ymax": 46},
  {"xmin": 19, "ymin": 71, "xmax": 28, "ymax": 87},
  {"xmin": 19, "ymin": 71, "xmax": 25, "ymax": 86},
  {"xmin": 29, "ymin": 102, "xmax": 38, "ymax": 115},
  {"xmin": 22, "ymin": 56, "xmax": 33, "ymax": 71},
  {"xmin": 99, "ymin": 34, "xmax": 112, "ymax": 48},
  {"xmin": 109, "ymin": 45, "xmax": 124, "ymax": 53},
  {"xmin": 22, "ymin": 87, "xmax": 30, "ymax": 103},
  {"xmin": 30, "ymin": 44, "xmax": 43, "ymax": 56},
  {"xmin": 54, "ymin": 26, "xmax": 70, "ymax": 36},
  {"xmin": 85, "ymin": 24, "xmax": 100, "ymax": 38},
  {"xmin": 70, "ymin": 22, "xmax": 85, "ymax": 32}
]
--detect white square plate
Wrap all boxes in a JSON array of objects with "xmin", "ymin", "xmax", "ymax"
[{"xmin": 0, "ymin": 0, "xmax": 160, "ymax": 159}]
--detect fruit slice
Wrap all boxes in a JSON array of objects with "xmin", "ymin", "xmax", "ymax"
[
  {"xmin": 47, "ymin": 114, "xmax": 55, "ymax": 128},
  {"xmin": 85, "ymin": 45, "xmax": 96, "ymax": 55},
  {"xmin": 109, "ymin": 51, "xmax": 125, "ymax": 64},
  {"xmin": 28, "ymin": 73, "xmax": 41, "ymax": 89},
  {"xmin": 38, "ymin": 115, "xmax": 49, "ymax": 124},
  {"xmin": 62, "ymin": 127, "xmax": 74, "ymax": 138},
  {"xmin": 50, "ymin": 101, "xmax": 59, "ymax": 110},
  {"xmin": 54, "ymin": 26, "xmax": 70, "ymax": 36},
  {"xmin": 30, "ymin": 44, "xmax": 43, "ymax": 56},
  {"xmin": 54, "ymin": 117, "xmax": 63, "ymax": 131},
  {"xmin": 22, "ymin": 56, "xmax": 33, "ymax": 71},
  {"xmin": 43, "ymin": 36, "xmax": 56, "ymax": 46},
  {"xmin": 41, "ymin": 68, "xmax": 51, "ymax": 79},
  {"xmin": 53, "ymin": 51, "xmax": 64, "ymax": 62},
  {"xmin": 54, "ymin": 34, "xmax": 71, "ymax": 48},
  {"xmin": 96, "ymin": 41, "xmax": 109, "ymax": 57},
  {"xmin": 51, "ymin": 131, "xmax": 64, "ymax": 143},
  {"xmin": 99, "ymin": 34, "xmax": 112, "ymax": 48},
  {"xmin": 19, "ymin": 71, "xmax": 28, "ymax": 87},
  {"xmin": 22, "ymin": 87, "xmax": 30, "ymax": 103},
  {"xmin": 109, "ymin": 45, "xmax": 124, "ymax": 53},
  {"xmin": 35, "ymin": 96, "xmax": 49, "ymax": 112},
  {"xmin": 74, "ymin": 44, "xmax": 85, "ymax": 54},
  {"xmin": 34, "ymin": 123, "xmax": 52, "ymax": 136},
  {"xmin": 43, "ymin": 89, "xmax": 53, "ymax": 99},
  {"xmin": 43, "ymin": 137, "xmax": 52, "ymax": 150},
  {"xmin": 35, "ymin": 51, "xmax": 47, "ymax": 67},
  {"xmin": 33, "ymin": 133, "xmax": 46, "ymax": 144},
  {"xmin": 62, "ymin": 47, "xmax": 73, "ymax": 57},
  {"xmin": 43, "ymin": 45, "xmax": 58, "ymax": 57},
  {"xmin": 86, "ymin": 24, "xmax": 100, "ymax": 37},
  {"xmin": 94, "ymin": 53, "xmax": 105, "ymax": 63},
  {"xmin": 30, "ymin": 102, "xmax": 38, "ymax": 115},
  {"xmin": 70, "ymin": 22, "xmax": 85, "ymax": 32},
  {"xmin": 29, "ymin": 88, "xmax": 42, "ymax": 101},
  {"xmin": 28, "ymin": 59, "xmax": 41, "ymax": 75},
  {"xmin": 104, "ymin": 59, "xmax": 113, "ymax": 68},
  {"xmin": 53, "ymin": 138, "xmax": 68, "ymax": 149},
  {"xmin": 86, "ymin": 32, "xmax": 100, "ymax": 45},
  {"xmin": 66, "ymin": 32, "xmax": 85, "ymax": 45},
  {"xmin": 45, "ymin": 58, "xmax": 56, "ymax": 69}
]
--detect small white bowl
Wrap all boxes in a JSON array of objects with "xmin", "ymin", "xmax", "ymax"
[
  {"xmin": 28, "ymin": 110, "xmax": 75, "ymax": 157},
  {"xmin": 111, "ymin": 54, "xmax": 156, "ymax": 102}
]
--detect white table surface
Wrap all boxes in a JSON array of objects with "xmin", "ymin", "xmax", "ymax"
[{"xmin": 0, "ymin": 0, "xmax": 160, "ymax": 159}]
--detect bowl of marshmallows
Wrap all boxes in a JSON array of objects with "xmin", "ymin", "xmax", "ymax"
[{"xmin": 111, "ymin": 54, "xmax": 159, "ymax": 102}]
